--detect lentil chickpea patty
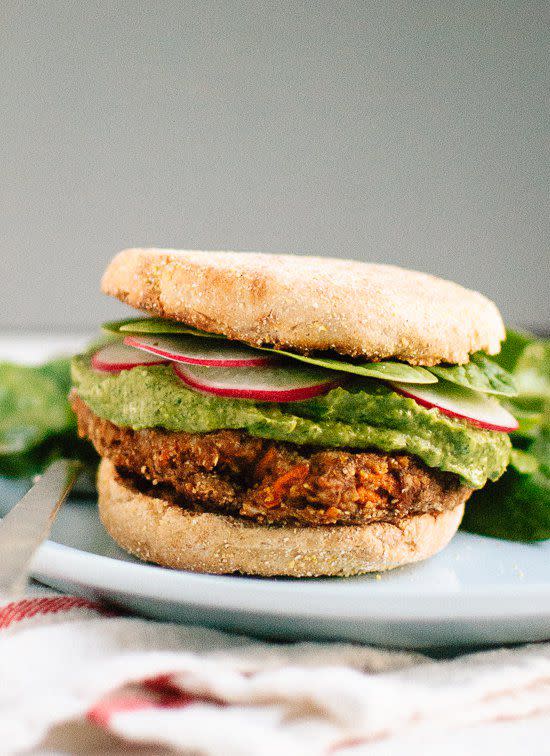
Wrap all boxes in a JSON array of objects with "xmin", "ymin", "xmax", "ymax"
[{"xmin": 72, "ymin": 392, "xmax": 472, "ymax": 527}]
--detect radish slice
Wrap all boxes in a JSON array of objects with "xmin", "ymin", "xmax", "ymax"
[
  {"xmin": 91, "ymin": 343, "xmax": 169, "ymax": 372},
  {"xmin": 173, "ymin": 363, "xmax": 341, "ymax": 402},
  {"xmin": 124, "ymin": 335, "xmax": 274, "ymax": 368},
  {"xmin": 390, "ymin": 381, "xmax": 519, "ymax": 432}
]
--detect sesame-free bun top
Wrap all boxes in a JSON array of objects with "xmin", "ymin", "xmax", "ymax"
[{"xmin": 102, "ymin": 248, "xmax": 505, "ymax": 366}]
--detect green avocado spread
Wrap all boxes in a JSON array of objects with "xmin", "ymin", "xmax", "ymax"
[{"xmin": 72, "ymin": 353, "xmax": 511, "ymax": 489}]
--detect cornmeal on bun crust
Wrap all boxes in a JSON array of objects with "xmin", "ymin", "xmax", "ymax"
[
  {"xmin": 102, "ymin": 248, "xmax": 505, "ymax": 366},
  {"xmin": 97, "ymin": 458, "xmax": 466, "ymax": 577}
]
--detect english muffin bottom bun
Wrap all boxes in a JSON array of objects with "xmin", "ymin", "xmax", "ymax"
[
  {"xmin": 72, "ymin": 248, "xmax": 516, "ymax": 576},
  {"xmin": 98, "ymin": 459, "xmax": 466, "ymax": 577}
]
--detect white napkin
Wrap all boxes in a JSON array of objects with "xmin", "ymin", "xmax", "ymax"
[{"xmin": 1, "ymin": 589, "xmax": 549, "ymax": 755}]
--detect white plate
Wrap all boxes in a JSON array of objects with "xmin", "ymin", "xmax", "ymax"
[{"xmin": 2, "ymin": 335, "xmax": 550, "ymax": 649}]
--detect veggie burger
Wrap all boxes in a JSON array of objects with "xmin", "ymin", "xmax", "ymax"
[{"xmin": 71, "ymin": 248, "xmax": 518, "ymax": 576}]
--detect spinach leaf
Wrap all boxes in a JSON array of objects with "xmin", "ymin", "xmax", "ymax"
[
  {"xmin": 462, "ymin": 428, "xmax": 550, "ymax": 542},
  {"xmin": 504, "ymin": 403, "xmax": 545, "ymax": 441},
  {"xmin": 514, "ymin": 340, "xmax": 550, "ymax": 399},
  {"xmin": 0, "ymin": 361, "xmax": 74, "ymax": 455},
  {"xmin": 464, "ymin": 330, "xmax": 550, "ymax": 542},
  {"xmin": 504, "ymin": 333, "xmax": 550, "ymax": 440},
  {"xmin": 492, "ymin": 329, "xmax": 535, "ymax": 372},
  {"xmin": 258, "ymin": 347, "xmax": 437, "ymax": 384},
  {"xmin": 509, "ymin": 448, "xmax": 540, "ymax": 475},
  {"xmin": 103, "ymin": 317, "xmax": 222, "ymax": 339},
  {"xmin": 103, "ymin": 318, "xmax": 437, "ymax": 384},
  {"xmin": 0, "ymin": 435, "xmax": 95, "ymax": 479},
  {"xmin": 428, "ymin": 353, "xmax": 517, "ymax": 396},
  {"xmin": 0, "ymin": 358, "xmax": 95, "ymax": 478}
]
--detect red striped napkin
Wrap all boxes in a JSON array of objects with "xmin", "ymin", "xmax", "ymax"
[{"xmin": 2, "ymin": 590, "xmax": 550, "ymax": 755}]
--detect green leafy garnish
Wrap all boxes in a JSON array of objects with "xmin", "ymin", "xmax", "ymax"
[
  {"xmin": 102, "ymin": 317, "xmax": 222, "ymax": 339},
  {"xmin": 509, "ymin": 448, "xmax": 540, "ymax": 475},
  {"xmin": 462, "ymin": 426, "xmax": 550, "ymax": 542},
  {"xmin": 260, "ymin": 348, "xmax": 437, "ymax": 384},
  {"xmin": 0, "ymin": 361, "xmax": 74, "ymax": 455},
  {"xmin": 496, "ymin": 332, "xmax": 550, "ymax": 441},
  {"xmin": 0, "ymin": 358, "xmax": 95, "ymax": 478},
  {"xmin": 505, "ymin": 404, "xmax": 545, "ymax": 440},
  {"xmin": 514, "ymin": 341, "xmax": 550, "ymax": 399},
  {"xmin": 492, "ymin": 329, "xmax": 534, "ymax": 373},
  {"xmin": 104, "ymin": 317, "xmax": 523, "ymax": 388},
  {"xmin": 463, "ymin": 330, "xmax": 550, "ymax": 541},
  {"xmin": 429, "ymin": 353, "xmax": 517, "ymax": 396},
  {"xmin": 102, "ymin": 318, "xmax": 437, "ymax": 384}
]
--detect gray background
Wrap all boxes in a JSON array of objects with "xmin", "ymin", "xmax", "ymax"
[{"xmin": 1, "ymin": 1, "xmax": 548, "ymax": 331}]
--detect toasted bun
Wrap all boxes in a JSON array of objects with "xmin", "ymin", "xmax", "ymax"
[
  {"xmin": 97, "ymin": 459, "xmax": 464, "ymax": 577},
  {"xmin": 102, "ymin": 248, "xmax": 504, "ymax": 365}
]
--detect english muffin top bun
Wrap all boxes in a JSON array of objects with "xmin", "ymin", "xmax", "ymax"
[{"xmin": 102, "ymin": 248, "xmax": 505, "ymax": 366}]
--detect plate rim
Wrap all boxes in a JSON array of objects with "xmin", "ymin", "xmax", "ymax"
[{"xmin": 32, "ymin": 538, "xmax": 550, "ymax": 622}]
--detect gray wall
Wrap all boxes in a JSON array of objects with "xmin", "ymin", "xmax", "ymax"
[{"xmin": 1, "ymin": 1, "xmax": 548, "ymax": 331}]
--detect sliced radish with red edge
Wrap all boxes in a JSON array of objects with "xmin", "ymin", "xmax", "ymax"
[
  {"xmin": 124, "ymin": 335, "xmax": 275, "ymax": 368},
  {"xmin": 390, "ymin": 381, "xmax": 518, "ymax": 432},
  {"xmin": 91, "ymin": 343, "xmax": 169, "ymax": 372},
  {"xmin": 173, "ymin": 362, "xmax": 341, "ymax": 402}
]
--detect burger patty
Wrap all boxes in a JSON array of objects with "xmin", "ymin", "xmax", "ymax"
[{"xmin": 72, "ymin": 393, "xmax": 472, "ymax": 526}]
